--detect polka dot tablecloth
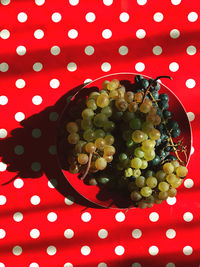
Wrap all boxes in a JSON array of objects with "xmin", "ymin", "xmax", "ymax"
[{"xmin": 0, "ymin": 0, "xmax": 199, "ymax": 266}]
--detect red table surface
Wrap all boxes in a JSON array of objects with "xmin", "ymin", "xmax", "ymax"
[{"xmin": 0, "ymin": 1, "xmax": 200, "ymax": 267}]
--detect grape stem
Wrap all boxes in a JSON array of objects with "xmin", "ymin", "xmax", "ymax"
[{"xmin": 80, "ymin": 153, "xmax": 93, "ymax": 180}]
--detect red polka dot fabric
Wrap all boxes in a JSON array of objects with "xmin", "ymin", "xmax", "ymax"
[{"xmin": 0, "ymin": 0, "xmax": 199, "ymax": 266}]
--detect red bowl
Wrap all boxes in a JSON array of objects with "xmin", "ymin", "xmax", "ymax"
[{"xmin": 56, "ymin": 73, "xmax": 192, "ymax": 209}]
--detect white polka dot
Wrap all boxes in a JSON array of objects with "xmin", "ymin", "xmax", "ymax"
[
  {"xmin": 15, "ymin": 79, "xmax": 26, "ymax": 89},
  {"xmin": 186, "ymin": 78, "xmax": 196, "ymax": 88},
  {"xmin": 186, "ymin": 45, "xmax": 196, "ymax": 55},
  {"xmin": 0, "ymin": 29, "xmax": 10, "ymax": 39},
  {"xmin": 149, "ymin": 245, "xmax": 159, "ymax": 256},
  {"xmin": 166, "ymin": 263, "xmax": 175, "ymax": 267},
  {"xmin": 149, "ymin": 212, "xmax": 159, "ymax": 222},
  {"xmin": 169, "ymin": 62, "xmax": 179, "ymax": 72},
  {"xmin": 119, "ymin": 12, "xmax": 130, "ymax": 22},
  {"xmin": 32, "ymin": 95, "xmax": 43, "ymax": 105},
  {"xmin": 48, "ymin": 179, "xmax": 58, "ymax": 188},
  {"xmin": 49, "ymin": 112, "xmax": 59, "ymax": 121},
  {"xmin": 135, "ymin": 62, "xmax": 145, "ymax": 72},
  {"xmin": 52, "ymin": 12, "xmax": 62, "ymax": 23},
  {"xmin": 50, "ymin": 79, "xmax": 60, "ymax": 89},
  {"xmin": 84, "ymin": 78, "xmax": 92, "ymax": 84},
  {"xmin": 47, "ymin": 246, "xmax": 57, "ymax": 256},
  {"xmin": 33, "ymin": 62, "xmax": 43, "ymax": 72},
  {"xmin": 47, "ymin": 212, "xmax": 57, "ymax": 222},
  {"xmin": 67, "ymin": 62, "xmax": 77, "ymax": 72},
  {"xmin": 132, "ymin": 263, "xmax": 141, "ymax": 267},
  {"xmin": 102, "ymin": 29, "xmax": 112, "ymax": 39},
  {"xmin": 167, "ymin": 197, "xmax": 176, "ymax": 205},
  {"xmin": 0, "ymin": 263, "xmax": 5, "ymax": 267},
  {"xmin": 188, "ymin": 12, "xmax": 198, "ymax": 22},
  {"xmin": 17, "ymin": 12, "xmax": 27, "ymax": 23},
  {"xmin": 137, "ymin": 0, "xmax": 147, "ymax": 5},
  {"xmin": 29, "ymin": 263, "xmax": 39, "ymax": 267},
  {"xmin": 64, "ymin": 196, "xmax": 74, "ymax": 205},
  {"xmin": 85, "ymin": 12, "xmax": 96, "ymax": 22},
  {"xmin": 1, "ymin": 0, "xmax": 10, "ymax": 5},
  {"xmin": 136, "ymin": 29, "xmax": 146, "ymax": 39},
  {"xmin": 68, "ymin": 29, "xmax": 78, "ymax": 39},
  {"xmin": 103, "ymin": 0, "xmax": 113, "ymax": 6},
  {"xmin": 64, "ymin": 229, "xmax": 74, "ymax": 239},
  {"xmin": 115, "ymin": 245, "xmax": 125, "ymax": 256},
  {"xmin": 13, "ymin": 212, "xmax": 23, "ymax": 222},
  {"xmin": 183, "ymin": 246, "xmax": 193, "ymax": 255},
  {"xmin": 0, "ymin": 96, "xmax": 8, "ymax": 105},
  {"xmin": 0, "ymin": 129, "xmax": 7, "ymax": 138},
  {"xmin": 115, "ymin": 212, "xmax": 125, "ymax": 222},
  {"xmin": 98, "ymin": 264, "xmax": 107, "ymax": 267},
  {"xmin": 132, "ymin": 229, "xmax": 142, "ymax": 239},
  {"xmin": 35, "ymin": 0, "xmax": 45, "ymax": 5},
  {"xmin": 32, "ymin": 128, "xmax": 41, "ymax": 138},
  {"xmin": 0, "ymin": 229, "xmax": 6, "ymax": 239},
  {"xmin": 15, "ymin": 112, "xmax": 25, "ymax": 122},
  {"xmin": 30, "ymin": 195, "xmax": 40, "ymax": 205},
  {"xmin": 14, "ymin": 145, "xmax": 24, "ymax": 155},
  {"xmin": 184, "ymin": 178, "xmax": 194, "ymax": 188},
  {"xmin": 48, "ymin": 145, "xmax": 57, "ymax": 155},
  {"xmin": 191, "ymin": 146, "xmax": 194, "ymax": 155},
  {"xmin": 119, "ymin": 46, "xmax": 128, "ymax": 55},
  {"xmin": 166, "ymin": 229, "xmax": 176, "ymax": 239},
  {"xmin": 0, "ymin": 162, "xmax": 7, "ymax": 172},
  {"xmin": 170, "ymin": 29, "xmax": 180, "ymax": 39},
  {"xmin": 85, "ymin": 45, "xmax": 94, "ymax": 55},
  {"xmin": 153, "ymin": 12, "xmax": 164, "ymax": 22},
  {"xmin": 64, "ymin": 263, "xmax": 73, "ymax": 267},
  {"xmin": 16, "ymin": 46, "xmax": 26, "ymax": 56},
  {"xmin": 31, "ymin": 162, "xmax": 41, "ymax": 172},
  {"xmin": 152, "ymin": 45, "xmax": 162, "ymax": 55},
  {"xmin": 12, "ymin": 246, "xmax": 22, "ymax": 256},
  {"xmin": 183, "ymin": 212, "xmax": 193, "ymax": 222},
  {"xmin": 14, "ymin": 178, "xmax": 24, "ymax": 188},
  {"xmin": 34, "ymin": 29, "xmax": 44, "ymax": 39},
  {"xmin": 81, "ymin": 246, "xmax": 91, "ymax": 256},
  {"xmin": 0, "ymin": 62, "xmax": 9, "ymax": 72},
  {"xmin": 98, "ymin": 229, "xmax": 108, "ymax": 239},
  {"xmin": 69, "ymin": 0, "xmax": 79, "ymax": 5},
  {"xmin": 30, "ymin": 229, "xmax": 40, "ymax": 239},
  {"xmin": 0, "ymin": 195, "xmax": 6, "ymax": 205},
  {"xmin": 101, "ymin": 62, "xmax": 111, "ymax": 72},
  {"xmin": 81, "ymin": 212, "xmax": 91, "ymax": 222},
  {"xmin": 187, "ymin": 112, "xmax": 195, "ymax": 122},
  {"xmin": 50, "ymin": 46, "xmax": 60, "ymax": 55},
  {"xmin": 171, "ymin": 0, "xmax": 181, "ymax": 5}
]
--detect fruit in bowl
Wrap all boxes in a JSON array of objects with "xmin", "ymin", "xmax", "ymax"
[{"xmin": 57, "ymin": 73, "xmax": 191, "ymax": 209}]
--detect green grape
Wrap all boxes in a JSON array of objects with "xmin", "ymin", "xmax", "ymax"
[
  {"xmin": 134, "ymin": 147, "xmax": 144, "ymax": 158},
  {"xmin": 100, "ymin": 89, "xmax": 109, "ymax": 96},
  {"xmin": 95, "ymin": 138, "xmax": 106, "ymax": 150},
  {"xmin": 83, "ymin": 129, "xmax": 95, "ymax": 142},
  {"xmin": 158, "ymin": 191, "xmax": 168, "ymax": 200},
  {"xmin": 149, "ymin": 129, "xmax": 161, "ymax": 140},
  {"xmin": 126, "ymin": 139, "xmax": 135, "ymax": 147},
  {"xmin": 132, "ymin": 130, "xmax": 145, "ymax": 143},
  {"xmin": 146, "ymin": 177, "xmax": 158, "ymax": 188},
  {"xmin": 122, "ymin": 130, "xmax": 133, "ymax": 141},
  {"xmin": 104, "ymin": 145, "xmax": 115, "ymax": 156},
  {"xmin": 158, "ymin": 181, "xmax": 170, "ymax": 192},
  {"xmin": 94, "ymin": 129, "xmax": 105, "ymax": 139},
  {"xmin": 168, "ymin": 188, "xmax": 177, "ymax": 197},
  {"xmin": 154, "ymin": 197, "xmax": 163, "ymax": 204},
  {"xmin": 171, "ymin": 160, "xmax": 180, "ymax": 169},
  {"xmin": 142, "ymin": 140, "xmax": 155, "ymax": 152},
  {"xmin": 166, "ymin": 174, "xmax": 177, "ymax": 184},
  {"xmin": 144, "ymin": 150, "xmax": 155, "ymax": 161},
  {"xmin": 136, "ymin": 176, "xmax": 146, "ymax": 187},
  {"xmin": 103, "ymin": 121, "xmax": 115, "ymax": 132},
  {"xmin": 117, "ymin": 86, "xmax": 126, "ymax": 98},
  {"xmin": 85, "ymin": 142, "xmax": 96, "ymax": 153},
  {"xmin": 124, "ymin": 91, "xmax": 134, "ymax": 103},
  {"xmin": 131, "ymin": 157, "xmax": 142, "ymax": 169},
  {"xmin": 122, "ymin": 111, "xmax": 135, "ymax": 122},
  {"xmin": 119, "ymin": 153, "xmax": 128, "ymax": 162},
  {"xmin": 176, "ymin": 166, "xmax": 188, "ymax": 177},
  {"xmin": 163, "ymin": 163, "xmax": 174, "ymax": 174},
  {"xmin": 95, "ymin": 157, "xmax": 107, "ymax": 170},
  {"xmin": 140, "ymin": 186, "xmax": 152, "ymax": 197},
  {"xmin": 143, "ymin": 133, "xmax": 148, "ymax": 140},
  {"xmin": 88, "ymin": 178, "xmax": 98, "ymax": 185},
  {"xmin": 132, "ymin": 169, "xmax": 141, "ymax": 178},
  {"xmin": 104, "ymin": 135, "xmax": 114, "ymax": 145},
  {"xmin": 141, "ymin": 160, "xmax": 148, "ymax": 169},
  {"xmin": 138, "ymin": 201, "xmax": 148, "ymax": 209},
  {"xmin": 81, "ymin": 119, "xmax": 93, "ymax": 130},
  {"xmin": 86, "ymin": 99, "xmax": 97, "ymax": 110},
  {"xmin": 134, "ymin": 92, "xmax": 144, "ymax": 103},
  {"xmin": 145, "ymin": 170, "xmax": 155, "ymax": 178},
  {"xmin": 155, "ymin": 170, "xmax": 166, "ymax": 181},
  {"xmin": 129, "ymin": 118, "xmax": 141, "ymax": 130},
  {"xmin": 101, "ymin": 106, "xmax": 112, "ymax": 117},
  {"xmin": 125, "ymin": 168, "xmax": 133, "ymax": 177},
  {"xmin": 128, "ymin": 101, "xmax": 138, "ymax": 112},
  {"xmin": 139, "ymin": 102, "xmax": 151, "ymax": 113},
  {"xmin": 145, "ymin": 195, "xmax": 155, "ymax": 204},
  {"xmin": 107, "ymin": 79, "xmax": 120, "ymax": 90},
  {"xmin": 66, "ymin": 122, "xmax": 79, "ymax": 133},
  {"xmin": 103, "ymin": 155, "xmax": 113, "ymax": 163},
  {"xmin": 96, "ymin": 94, "xmax": 110, "ymax": 108},
  {"xmin": 67, "ymin": 133, "xmax": 80, "ymax": 144},
  {"xmin": 102, "ymin": 80, "xmax": 110, "ymax": 90},
  {"xmin": 77, "ymin": 153, "xmax": 89, "ymax": 165},
  {"xmin": 115, "ymin": 99, "xmax": 128, "ymax": 111},
  {"xmin": 130, "ymin": 191, "xmax": 142, "ymax": 201},
  {"xmin": 97, "ymin": 177, "xmax": 110, "ymax": 184},
  {"xmin": 69, "ymin": 164, "xmax": 79, "ymax": 174},
  {"xmin": 141, "ymin": 122, "xmax": 154, "ymax": 134},
  {"xmin": 171, "ymin": 178, "xmax": 183, "ymax": 188},
  {"xmin": 75, "ymin": 140, "xmax": 87, "ymax": 153},
  {"xmin": 89, "ymin": 91, "xmax": 100, "ymax": 100},
  {"xmin": 109, "ymin": 89, "xmax": 118, "ymax": 99},
  {"xmin": 82, "ymin": 108, "xmax": 94, "ymax": 119},
  {"xmin": 93, "ymin": 113, "xmax": 107, "ymax": 127}
]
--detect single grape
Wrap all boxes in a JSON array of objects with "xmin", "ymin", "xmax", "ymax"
[
  {"xmin": 158, "ymin": 181, "xmax": 170, "ymax": 192},
  {"xmin": 167, "ymin": 188, "xmax": 177, "ymax": 197},
  {"xmin": 148, "ymin": 106, "xmax": 157, "ymax": 116},
  {"xmin": 81, "ymin": 119, "xmax": 93, "ymax": 130},
  {"xmin": 154, "ymin": 197, "xmax": 163, "ymax": 204},
  {"xmin": 103, "ymin": 120, "xmax": 115, "ymax": 132},
  {"xmin": 166, "ymin": 173, "xmax": 177, "ymax": 184},
  {"xmin": 163, "ymin": 163, "xmax": 174, "ymax": 174},
  {"xmin": 132, "ymin": 130, "xmax": 145, "ymax": 143},
  {"xmin": 149, "ymin": 129, "xmax": 161, "ymax": 140},
  {"xmin": 115, "ymin": 99, "xmax": 128, "ymax": 111},
  {"xmin": 144, "ymin": 150, "xmax": 155, "ymax": 161},
  {"xmin": 142, "ymin": 139, "xmax": 155, "ymax": 152},
  {"xmin": 101, "ymin": 106, "xmax": 112, "ymax": 117},
  {"xmin": 83, "ymin": 129, "xmax": 95, "ymax": 142},
  {"xmin": 151, "ymin": 90, "xmax": 159, "ymax": 100},
  {"xmin": 171, "ymin": 160, "xmax": 180, "ymax": 169},
  {"xmin": 134, "ymin": 92, "xmax": 144, "ymax": 103},
  {"xmin": 163, "ymin": 110, "xmax": 172, "ymax": 119},
  {"xmin": 134, "ymin": 147, "xmax": 144, "ymax": 158},
  {"xmin": 135, "ymin": 74, "xmax": 143, "ymax": 83},
  {"xmin": 66, "ymin": 122, "xmax": 79, "ymax": 133},
  {"xmin": 171, "ymin": 178, "xmax": 183, "ymax": 188},
  {"xmin": 97, "ymin": 177, "xmax": 110, "ymax": 184},
  {"xmin": 96, "ymin": 94, "xmax": 110, "ymax": 108},
  {"xmin": 140, "ymin": 78, "xmax": 149, "ymax": 89},
  {"xmin": 93, "ymin": 113, "xmax": 107, "ymax": 127},
  {"xmin": 78, "ymin": 153, "xmax": 89, "ymax": 165},
  {"xmin": 142, "ymin": 121, "xmax": 154, "ymax": 134},
  {"xmin": 85, "ymin": 142, "xmax": 96, "ymax": 153},
  {"xmin": 124, "ymin": 91, "xmax": 134, "ymax": 103},
  {"xmin": 117, "ymin": 86, "xmax": 126, "ymax": 98},
  {"xmin": 126, "ymin": 139, "xmax": 135, "ymax": 147},
  {"xmin": 103, "ymin": 155, "xmax": 113, "ymax": 163},
  {"xmin": 67, "ymin": 133, "xmax": 80, "ymax": 144},
  {"xmin": 104, "ymin": 145, "xmax": 116, "ymax": 156},
  {"xmin": 86, "ymin": 99, "xmax": 97, "ymax": 110},
  {"xmin": 109, "ymin": 89, "xmax": 119, "ymax": 99},
  {"xmin": 171, "ymin": 128, "xmax": 181, "ymax": 138},
  {"xmin": 102, "ymin": 80, "xmax": 110, "ymax": 90},
  {"xmin": 75, "ymin": 140, "xmax": 87, "ymax": 153},
  {"xmin": 107, "ymin": 79, "xmax": 120, "ymax": 90},
  {"xmin": 138, "ymin": 201, "xmax": 148, "ymax": 209},
  {"xmin": 129, "ymin": 118, "xmax": 142, "ymax": 130},
  {"xmin": 152, "ymin": 155, "xmax": 161, "ymax": 166},
  {"xmin": 130, "ymin": 191, "xmax": 142, "ymax": 201},
  {"xmin": 146, "ymin": 177, "xmax": 158, "ymax": 188},
  {"xmin": 141, "ymin": 160, "xmax": 148, "ymax": 169},
  {"xmin": 140, "ymin": 186, "xmax": 152, "ymax": 197},
  {"xmin": 155, "ymin": 170, "xmax": 166, "ymax": 181},
  {"xmin": 132, "ymin": 169, "xmax": 141, "ymax": 178},
  {"xmin": 94, "ymin": 129, "xmax": 105, "ymax": 139},
  {"xmin": 131, "ymin": 157, "xmax": 142, "ymax": 169},
  {"xmin": 125, "ymin": 168, "xmax": 133, "ymax": 177},
  {"xmin": 69, "ymin": 164, "xmax": 79, "ymax": 174},
  {"xmin": 145, "ymin": 195, "xmax": 155, "ymax": 204},
  {"xmin": 95, "ymin": 157, "xmax": 107, "ymax": 170},
  {"xmin": 154, "ymin": 115, "xmax": 161, "ymax": 126},
  {"xmin": 176, "ymin": 165, "xmax": 188, "ymax": 177},
  {"xmin": 128, "ymin": 101, "xmax": 138, "ymax": 112},
  {"xmin": 88, "ymin": 91, "xmax": 100, "ymax": 100},
  {"xmin": 136, "ymin": 176, "xmax": 146, "ymax": 188},
  {"xmin": 159, "ymin": 93, "xmax": 169, "ymax": 102},
  {"xmin": 140, "ymin": 102, "xmax": 152, "ymax": 113},
  {"xmin": 95, "ymin": 138, "xmax": 106, "ymax": 150},
  {"xmin": 104, "ymin": 135, "xmax": 114, "ymax": 145},
  {"xmin": 158, "ymin": 191, "xmax": 168, "ymax": 200},
  {"xmin": 82, "ymin": 108, "xmax": 94, "ymax": 119},
  {"xmin": 122, "ymin": 111, "xmax": 136, "ymax": 122},
  {"xmin": 145, "ymin": 170, "xmax": 155, "ymax": 178},
  {"xmin": 88, "ymin": 178, "xmax": 98, "ymax": 185},
  {"xmin": 119, "ymin": 153, "xmax": 128, "ymax": 162}
]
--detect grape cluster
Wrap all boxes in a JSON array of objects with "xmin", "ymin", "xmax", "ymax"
[{"xmin": 63, "ymin": 75, "xmax": 188, "ymax": 209}]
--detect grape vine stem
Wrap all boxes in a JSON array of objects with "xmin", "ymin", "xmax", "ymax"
[{"xmin": 80, "ymin": 153, "xmax": 93, "ymax": 180}]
